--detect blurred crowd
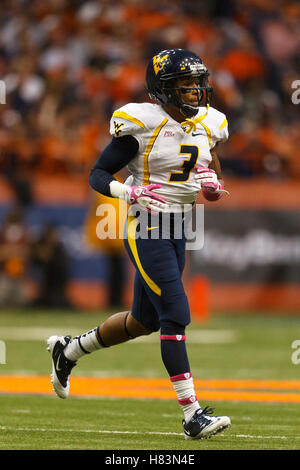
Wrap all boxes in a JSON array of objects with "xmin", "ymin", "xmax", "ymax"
[
  {"xmin": 0, "ymin": 0, "xmax": 299, "ymax": 187},
  {"xmin": 0, "ymin": 206, "xmax": 71, "ymax": 308},
  {"xmin": 0, "ymin": 0, "xmax": 299, "ymax": 310}
]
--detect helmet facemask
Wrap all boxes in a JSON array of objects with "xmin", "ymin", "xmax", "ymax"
[{"xmin": 162, "ymin": 72, "xmax": 212, "ymax": 118}]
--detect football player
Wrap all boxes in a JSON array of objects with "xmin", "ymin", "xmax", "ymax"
[{"xmin": 47, "ymin": 49, "xmax": 230, "ymax": 440}]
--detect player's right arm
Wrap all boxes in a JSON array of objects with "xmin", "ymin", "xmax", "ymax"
[
  {"xmin": 89, "ymin": 105, "xmax": 169, "ymax": 212},
  {"xmin": 89, "ymin": 135, "xmax": 139, "ymax": 197}
]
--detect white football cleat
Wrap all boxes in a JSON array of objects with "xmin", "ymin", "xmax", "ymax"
[
  {"xmin": 46, "ymin": 335, "xmax": 77, "ymax": 399},
  {"xmin": 183, "ymin": 406, "xmax": 231, "ymax": 439}
]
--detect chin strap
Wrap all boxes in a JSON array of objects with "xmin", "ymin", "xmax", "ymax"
[{"xmin": 181, "ymin": 105, "xmax": 210, "ymax": 134}]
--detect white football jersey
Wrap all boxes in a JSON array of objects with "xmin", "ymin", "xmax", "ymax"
[{"xmin": 109, "ymin": 102, "xmax": 228, "ymax": 206}]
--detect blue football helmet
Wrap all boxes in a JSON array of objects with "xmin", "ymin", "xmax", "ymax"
[{"xmin": 146, "ymin": 49, "xmax": 212, "ymax": 118}]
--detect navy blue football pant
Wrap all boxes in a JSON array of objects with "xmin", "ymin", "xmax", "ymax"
[{"xmin": 123, "ymin": 210, "xmax": 191, "ymax": 377}]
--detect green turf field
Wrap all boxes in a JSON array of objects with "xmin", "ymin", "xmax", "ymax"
[{"xmin": 1, "ymin": 309, "xmax": 300, "ymax": 450}]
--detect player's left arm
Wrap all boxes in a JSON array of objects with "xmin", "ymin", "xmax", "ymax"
[
  {"xmin": 209, "ymin": 143, "xmax": 223, "ymax": 182},
  {"xmin": 195, "ymin": 143, "xmax": 229, "ymax": 201},
  {"xmin": 195, "ymin": 110, "xmax": 229, "ymax": 201}
]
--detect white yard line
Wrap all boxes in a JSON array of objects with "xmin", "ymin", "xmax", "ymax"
[
  {"xmin": 0, "ymin": 327, "xmax": 236, "ymax": 344},
  {"xmin": 0, "ymin": 425, "xmax": 183, "ymax": 437},
  {"xmin": 235, "ymin": 434, "xmax": 287, "ymax": 440},
  {"xmin": 0, "ymin": 425, "xmax": 296, "ymax": 440}
]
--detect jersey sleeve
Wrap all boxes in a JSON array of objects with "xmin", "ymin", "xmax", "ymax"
[
  {"xmin": 109, "ymin": 104, "xmax": 147, "ymax": 148},
  {"xmin": 205, "ymin": 107, "xmax": 229, "ymax": 149},
  {"xmin": 215, "ymin": 115, "xmax": 229, "ymax": 144}
]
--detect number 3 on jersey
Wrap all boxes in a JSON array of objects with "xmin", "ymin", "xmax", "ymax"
[{"xmin": 168, "ymin": 145, "xmax": 199, "ymax": 183}]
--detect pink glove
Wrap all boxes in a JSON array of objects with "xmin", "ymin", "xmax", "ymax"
[
  {"xmin": 194, "ymin": 167, "xmax": 229, "ymax": 201},
  {"xmin": 124, "ymin": 184, "xmax": 169, "ymax": 212}
]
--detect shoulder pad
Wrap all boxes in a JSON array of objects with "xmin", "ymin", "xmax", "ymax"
[
  {"xmin": 110, "ymin": 104, "xmax": 146, "ymax": 138},
  {"xmin": 196, "ymin": 106, "xmax": 229, "ymax": 148},
  {"xmin": 110, "ymin": 103, "xmax": 163, "ymax": 138}
]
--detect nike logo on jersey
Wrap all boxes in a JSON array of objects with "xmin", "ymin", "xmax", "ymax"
[
  {"xmin": 146, "ymin": 226, "xmax": 159, "ymax": 231},
  {"xmin": 191, "ymin": 131, "xmax": 204, "ymax": 136}
]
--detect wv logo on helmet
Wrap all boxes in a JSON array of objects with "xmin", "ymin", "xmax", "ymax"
[{"xmin": 153, "ymin": 55, "xmax": 168, "ymax": 75}]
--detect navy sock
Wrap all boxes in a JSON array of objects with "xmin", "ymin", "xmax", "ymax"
[{"xmin": 160, "ymin": 332, "xmax": 190, "ymax": 377}]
